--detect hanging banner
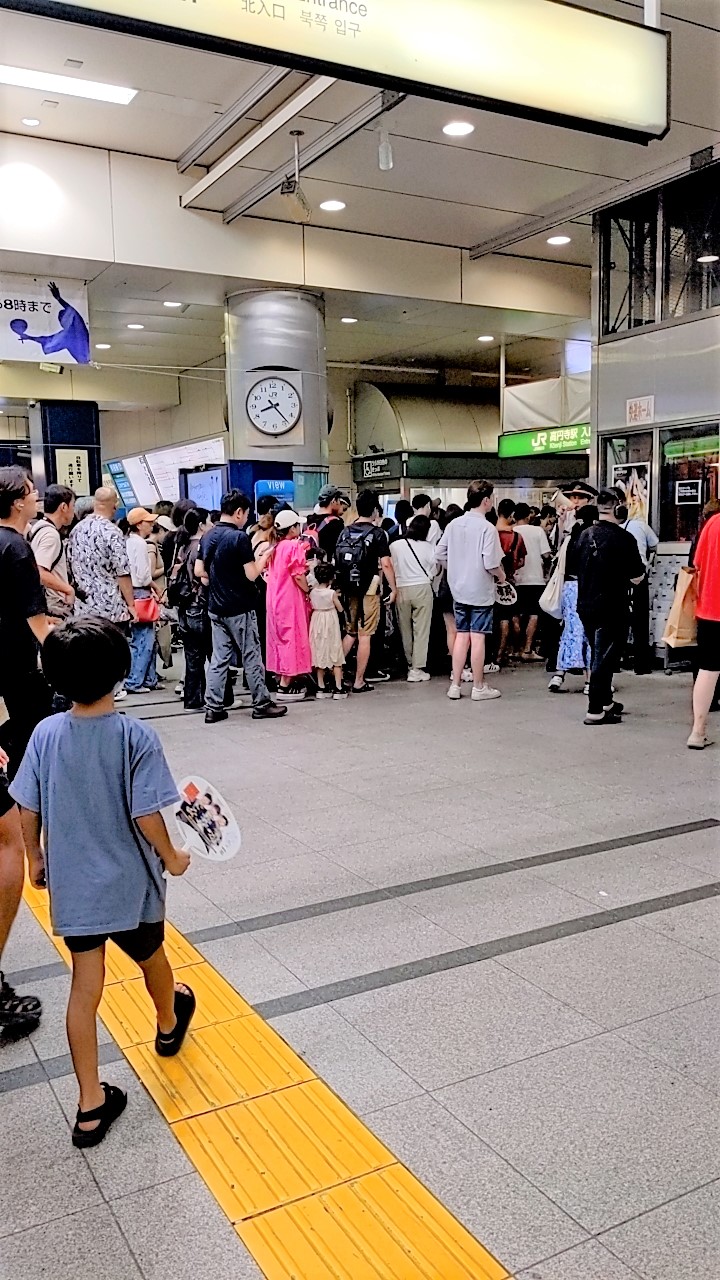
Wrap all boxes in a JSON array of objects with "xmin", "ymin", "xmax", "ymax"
[
  {"xmin": 612, "ymin": 461, "xmax": 650, "ymax": 523},
  {"xmin": 0, "ymin": 275, "xmax": 90, "ymax": 364},
  {"xmin": 17, "ymin": 0, "xmax": 670, "ymax": 140}
]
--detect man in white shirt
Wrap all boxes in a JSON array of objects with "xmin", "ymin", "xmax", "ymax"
[
  {"xmin": 436, "ymin": 479, "xmax": 505, "ymax": 702},
  {"xmin": 28, "ymin": 484, "xmax": 76, "ymax": 618},
  {"xmin": 513, "ymin": 502, "xmax": 552, "ymax": 661},
  {"xmin": 410, "ymin": 494, "xmax": 442, "ymax": 545}
]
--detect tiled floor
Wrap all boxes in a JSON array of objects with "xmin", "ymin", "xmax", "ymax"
[{"xmin": 2, "ymin": 665, "xmax": 718, "ymax": 1278}]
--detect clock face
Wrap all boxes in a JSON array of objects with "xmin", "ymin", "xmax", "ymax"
[{"xmin": 246, "ymin": 377, "xmax": 301, "ymax": 436}]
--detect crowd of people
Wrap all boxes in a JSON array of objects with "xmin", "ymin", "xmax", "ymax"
[{"xmin": 0, "ymin": 462, "xmax": 718, "ymax": 1125}]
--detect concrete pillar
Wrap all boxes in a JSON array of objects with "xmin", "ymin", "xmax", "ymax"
[{"xmin": 225, "ymin": 290, "xmax": 329, "ymax": 506}]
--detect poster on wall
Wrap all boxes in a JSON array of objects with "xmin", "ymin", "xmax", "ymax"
[
  {"xmin": 0, "ymin": 275, "xmax": 90, "ymax": 364},
  {"xmin": 612, "ymin": 462, "xmax": 650, "ymax": 522},
  {"xmin": 55, "ymin": 449, "xmax": 91, "ymax": 496}
]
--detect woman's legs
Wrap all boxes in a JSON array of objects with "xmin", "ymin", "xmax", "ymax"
[
  {"xmin": 691, "ymin": 669, "xmax": 718, "ymax": 742},
  {"xmin": 395, "ymin": 589, "xmax": 413, "ymax": 667},
  {"xmin": 127, "ymin": 623, "xmax": 156, "ymax": 691},
  {"xmin": 411, "ymin": 587, "xmax": 433, "ymax": 670},
  {"xmin": 443, "ymin": 611, "xmax": 456, "ymax": 658}
]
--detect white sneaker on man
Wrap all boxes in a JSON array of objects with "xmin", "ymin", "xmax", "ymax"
[
  {"xmin": 113, "ymin": 688, "xmax": 128, "ymax": 702},
  {"xmin": 548, "ymin": 674, "xmax": 564, "ymax": 692},
  {"xmin": 471, "ymin": 684, "xmax": 501, "ymax": 701},
  {"xmin": 407, "ymin": 669, "xmax": 431, "ymax": 682},
  {"xmin": 461, "ymin": 668, "xmax": 474, "ymax": 682},
  {"xmin": 447, "ymin": 683, "xmax": 462, "ymax": 700}
]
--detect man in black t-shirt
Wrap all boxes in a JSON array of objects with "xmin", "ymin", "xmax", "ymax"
[
  {"xmin": 575, "ymin": 490, "xmax": 645, "ymax": 725},
  {"xmin": 335, "ymin": 489, "xmax": 396, "ymax": 693},
  {"xmin": 195, "ymin": 489, "xmax": 287, "ymax": 724},
  {"xmin": 311, "ymin": 485, "xmax": 349, "ymax": 560}
]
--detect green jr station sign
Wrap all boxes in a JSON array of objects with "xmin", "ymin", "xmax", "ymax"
[{"xmin": 498, "ymin": 423, "xmax": 591, "ymax": 459}]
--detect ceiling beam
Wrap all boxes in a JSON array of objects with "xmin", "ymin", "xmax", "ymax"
[
  {"xmin": 177, "ymin": 67, "xmax": 292, "ymax": 173},
  {"xmin": 468, "ymin": 143, "xmax": 720, "ymax": 260},
  {"xmin": 181, "ymin": 75, "xmax": 336, "ymax": 208},
  {"xmin": 223, "ymin": 88, "xmax": 405, "ymax": 224}
]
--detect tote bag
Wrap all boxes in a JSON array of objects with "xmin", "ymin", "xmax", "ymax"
[
  {"xmin": 662, "ymin": 566, "xmax": 697, "ymax": 648},
  {"xmin": 538, "ymin": 538, "xmax": 569, "ymax": 621}
]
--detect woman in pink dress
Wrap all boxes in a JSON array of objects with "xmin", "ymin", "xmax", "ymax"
[{"xmin": 265, "ymin": 509, "xmax": 313, "ymax": 702}]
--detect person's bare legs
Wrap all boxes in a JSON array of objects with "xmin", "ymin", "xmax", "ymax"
[
  {"xmin": 138, "ymin": 945, "xmax": 176, "ymax": 1035},
  {"xmin": 522, "ymin": 613, "xmax": 540, "ymax": 657},
  {"xmin": 451, "ymin": 632, "xmax": 471, "ymax": 685},
  {"xmin": 315, "ymin": 666, "xmax": 327, "ymax": 691},
  {"xmin": 511, "ymin": 615, "xmax": 523, "ymax": 657},
  {"xmin": 67, "ymin": 947, "xmax": 106, "ymax": 1127},
  {"xmin": 354, "ymin": 634, "xmax": 371, "ymax": 688},
  {"xmin": 470, "ymin": 633, "xmax": 487, "ymax": 686},
  {"xmin": 0, "ymin": 805, "xmax": 24, "ymax": 962},
  {"xmin": 692, "ymin": 669, "xmax": 718, "ymax": 741},
  {"xmin": 332, "ymin": 664, "xmax": 344, "ymax": 690},
  {"xmin": 496, "ymin": 619, "xmax": 510, "ymax": 665},
  {"xmin": 443, "ymin": 612, "xmax": 457, "ymax": 659}
]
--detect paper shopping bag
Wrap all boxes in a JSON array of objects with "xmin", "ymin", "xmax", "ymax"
[{"xmin": 662, "ymin": 565, "xmax": 698, "ymax": 648}]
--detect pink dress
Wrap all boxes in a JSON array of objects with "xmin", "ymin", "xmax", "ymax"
[{"xmin": 265, "ymin": 539, "xmax": 312, "ymax": 677}]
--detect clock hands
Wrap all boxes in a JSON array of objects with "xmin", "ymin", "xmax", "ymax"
[{"xmin": 260, "ymin": 399, "xmax": 289, "ymax": 424}]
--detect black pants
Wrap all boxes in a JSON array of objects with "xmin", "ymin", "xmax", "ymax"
[
  {"xmin": 579, "ymin": 612, "xmax": 626, "ymax": 717},
  {"xmin": 179, "ymin": 608, "xmax": 212, "ymax": 709},
  {"xmin": 629, "ymin": 575, "xmax": 653, "ymax": 673},
  {"xmin": 0, "ymin": 667, "xmax": 53, "ymax": 780}
]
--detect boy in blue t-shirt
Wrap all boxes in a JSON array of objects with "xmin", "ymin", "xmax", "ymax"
[{"xmin": 11, "ymin": 617, "xmax": 195, "ymax": 1148}]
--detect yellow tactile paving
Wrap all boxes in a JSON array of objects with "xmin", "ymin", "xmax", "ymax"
[
  {"xmin": 238, "ymin": 1165, "xmax": 508, "ymax": 1280},
  {"xmin": 126, "ymin": 1016, "xmax": 314, "ymax": 1122},
  {"xmin": 173, "ymin": 1079, "xmax": 395, "ymax": 1222},
  {"xmin": 22, "ymin": 882, "xmax": 510, "ymax": 1280}
]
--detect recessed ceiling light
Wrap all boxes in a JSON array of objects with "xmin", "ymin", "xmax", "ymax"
[
  {"xmin": 547, "ymin": 234, "xmax": 572, "ymax": 245},
  {"xmin": 163, "ymin": 301, "xmax": 183, "ymax": 308},
  {"xmin": 0, "ymin": 64, "xmax": 137, "ymax": 105},
  {"xmin": 21, "ymin": 117, "xmax": 40, "ymax": 127},
  {"xmin": 443, "ymin": 121, "xmax": 474, "ymax": 137},
  {"xmin": 697, "ymin": 253, "xmax": 719, "ymax": 264},
  {"xmin": 127, "ymin": 323, "xmax": 144, "ymax": 330},
  {"xmin": 319, "ymin": 199, "xmax": 346, "ymax": 212},
  {"xmin": 477, "ymin": 335, "xmax": 494, "ymax": 343},
  {"xmin": 95, "ymin": 343, "xmax": 111, "ymax": 350},
  {"xmin": 340, "ymin": 317, "xmax": 358, "ymax": 324}
]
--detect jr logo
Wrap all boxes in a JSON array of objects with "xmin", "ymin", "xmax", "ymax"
[{"xmin": 531, "ymin": 432, "xmax": 548, "ymax": 451}]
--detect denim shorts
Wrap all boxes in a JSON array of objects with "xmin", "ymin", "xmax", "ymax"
[{"xmin": 453, "ymin": 603, "xmax": 495, "ymax": 634}]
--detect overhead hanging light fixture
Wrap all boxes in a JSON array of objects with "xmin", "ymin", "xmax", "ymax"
[
  {"xmin": 697, "ymin": 252, "xmax": 719, "ymax": 264},
  {"xmin": 378, "ymin": 128, "xmax": 393, "ymax": 171},
  {"xmin": 547, "ymin": 234, "xmax": 572, "ymax": 245}
]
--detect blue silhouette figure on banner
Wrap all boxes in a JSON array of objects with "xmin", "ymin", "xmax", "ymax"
[{"xmin": 9, "ymin": 281, "xmax": 90, "ymax": 364}]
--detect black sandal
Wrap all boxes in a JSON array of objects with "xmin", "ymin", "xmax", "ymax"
[
  {"xmin": 155, "ymin": 984, "xmax": 196, "ymax": 1057},
  {"xmin": 72, "ymin": 1082, "xmax": 127, "ymax": 1149},
  {"xmin": 0, "ymin": 972, "xmax": 42, "ymax": 1033}
]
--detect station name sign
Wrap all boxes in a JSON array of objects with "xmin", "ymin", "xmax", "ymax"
[
  {"xmin": 499, "ymin": 423, "xmax": 591, "ymax": 458},
  {"xmin": 26, "ymin": 0, "xmax": 669, "ymax": 140}
]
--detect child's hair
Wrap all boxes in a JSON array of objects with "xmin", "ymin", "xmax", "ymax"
[
  {"xmin": 42, "ymin": 617, "xmax": 131, "ymax": 705},
  {"xmin": 313, "ymin": 561, "xmax": 336, "ymax": 586}
]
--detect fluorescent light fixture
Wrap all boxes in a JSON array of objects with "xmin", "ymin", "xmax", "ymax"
[
  {"xmin": 127, "ymin": 323, "xmax": 144, "ymax": 330},
  {"xmin": 319, "ymin": 199, "xmax": 345, "ymax": 211},
  {"xmin": 443, "ymin": 121, "xmax": 474, "ymax": 137},
  {"xmin": 341, "ymin": 317, "xmax": 358, "ymax": 324},
  {"xmin": 21, "ymin": 117, "xmax": 40, "ymax": 127},
  {"xmin": 163, "ymin": 301, "xmax": 183, "ymax": 308},
  {"xmin": 477, "ymin": 334, "xmax": 494, "ymax": 342},
  {"xmin": 95, "ymin": 343, "xmax": 111, "ymax": 350},
  {"xmin": 547, "ymin": 234, "xmax": 572, "ymax": 245},
  {"xmin": 697, "ymin": 253, "xmax": 719, "ymax": 264},
  {"xmin": 0, "ymin": 64, "xmax": 137, "ymax": 105}
]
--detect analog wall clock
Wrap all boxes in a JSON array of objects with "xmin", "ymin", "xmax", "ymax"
[{"xmin": 246, "ymin": 377, "xmax": 301, "ymax": 436}]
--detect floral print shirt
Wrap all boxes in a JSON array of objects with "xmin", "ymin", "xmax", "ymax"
[{"xmin": 68, "ymin": 516, "xmax": 131, "ymax": 623}]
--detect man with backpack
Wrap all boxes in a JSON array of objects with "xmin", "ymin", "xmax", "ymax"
[
  {"xmin": 335, "ymin": 489, "xmax": 396, "ymax": 694},
  {"xmin": 28, "ymin": 484, "xmax": 76, "ymax": 619}
]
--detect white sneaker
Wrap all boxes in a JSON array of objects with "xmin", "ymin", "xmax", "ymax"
[
  {"xmin": 484, "ymin": 662, "xmax": 500, "ymax": 674},
  {"xmin": 447, "ymin": 683, "xmax": 462, "ymax": 700},
  {"xmin": 583, "ymin": 681, "xmax": 590, "ymax": 696},
  {"xmin": 113, "ymin": 688, "xmax": 128, "ymax": 702},
  {"xmin": 174, "ymin": 681, "xmax": 184, "ymax": 696},
  {"xmin": 472, "ymin": 684, "xmax": 501, "ymax": 701},
  {"xmin": 548, "ymin": 674, "xmax": 564, "ymax": 692},
  {"xmin": 407, "ymin": 669, "xmax": 431, "ymax": 682},
  {"xmin": 687, "ymin": 731, "xmax": 713, "ymax": 750},
  {"xmin": 461, "ymin": 668, "xmax": 474, "ymax": 682}
]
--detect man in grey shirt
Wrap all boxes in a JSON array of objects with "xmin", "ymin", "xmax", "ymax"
[{"xmin": 437, "ymin": 479, "xmax": 505, "ymax": 703}]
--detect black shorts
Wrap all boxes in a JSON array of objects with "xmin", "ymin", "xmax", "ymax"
[
  {"xmin": 0, "ymin": 773, "xmax": 16, "ymax": 820},
  {"xmin": 64, "ymin": 920, "xmax": 165, "ymax": 963},
  {"xmin": 517, "ymin": 585, "xmax": 543, "ymax": 616},
  {"xmin": 697, "ymin": 618, "xmax": 720, "ymax": 673}
]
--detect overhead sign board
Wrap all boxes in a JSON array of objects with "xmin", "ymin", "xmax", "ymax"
[
  {"xmin": 498, "ymin": 423, "xmax": 591, "ymax": 459},
  {"xmin": 0, "ymin": 273, "xmax": 90, "ymax": 364},
  {"xmin": 20, "ymin": 0, "xmax": 670, "ymax": 140}
]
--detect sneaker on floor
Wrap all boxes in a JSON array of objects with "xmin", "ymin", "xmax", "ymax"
[
  {"xmin": 0, "ymin": 972, "xmax": 41, "ymax": 1034},
  {"xmin": 276, "ymin": 687, "xmax": 307, "ymax": 702},
  {"xmin": 366, "ymin": 670, "xmax": 391, "ymax": 683},
  {"xmin": 407, "ymin": 668, "xmax": 431, "ymax": 682},
  {"xmin": 472, "ymin": 684, "xmax": 501, "ymax": 701},
  {"xmin": 461, "ymin": 667, "xmax": 474, "ymax": 682},
  {"xmin": 174, "ymin": 681, "xmax": 184, "ymax": 696},
  {"xmin": 332, "ymin": 685, "xmax": 349, "ymax": 700},
  {"xmin": 204, "ymin": 708, "xmax": 228, "ymax": 724},
  {"xmin": 584, "ymin": 710, "xmax": 621, "ymax": 726},
  {"xmin": 548, "ymin": 674, "xmax": 564, "ymax": 692},
  {"xmin": 113, "ymin": 687, "xmax": 128, "ymax": 702},
  {"xmin": 351, "ymin": 682, "xmax": 375, "ymax": 694},
  {"xmin": 316, "ymin": 688, "xmax": 334, "ymax": 700},
  {"xmin": 583, "ymin": 681, "xmax": 590, "ymax": 696},
  {"xmin": 447, "ymin": 682, "xmax": 462, "ymax": 700},
  {"xmin": 484, "ymin": 662, "xmax": 500, "ymax": 674},
  {"xmin": 252, "ymin": 701, "xmax": 288, "ymax": 719},
  {"xmin": 687, "ymin": 730, "xmax": 713, "ymax": 750}
]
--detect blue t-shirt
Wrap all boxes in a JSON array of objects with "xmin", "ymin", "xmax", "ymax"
[{"xmin": 10, "ymin": 712, "xmax": 179, "ymax": 937}]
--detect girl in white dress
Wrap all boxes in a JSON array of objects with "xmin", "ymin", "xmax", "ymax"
[{"xmin": 309, "ymin": 563, "xmax": 347, "ymax": 699}]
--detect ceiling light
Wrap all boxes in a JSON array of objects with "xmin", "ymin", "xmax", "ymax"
[
  {"xmin": 547, "ymin": 234, "xmax": 572, "ymax": 245},
  {"xmin": 0, "ymin": 64, "xmax": 137, "ymax": 105},
  {"xmin": 443, "ymin": 121, "xmax": 474, "ymax": 137},
  {"xmin": 477, "ymin": 335, "xmax": 494, "ymax": 342},
  {"xmin": 95, "ymin": 343, "xmax": 111, "ymax": 350},
  {"xmin": 21, "ymin": 117, "xmax": 40, "ymax": 127},
  {"xmin": 341, "ymin": 317, "xmax": 358, "ymax": 324},
  {"xmin": 319, "ymin": 199, "xmax": 345, "ymax": 212},
  {"xmin": 127, "ymin": 323, "xmax": 144, "ymax": 330},
  {"xmin": 697, "ymin": 253, "xmax": 719, "ymax": 264},
  {"xmin": 163, "ymin": 301, "xmax": 183, "ymax": 308}
]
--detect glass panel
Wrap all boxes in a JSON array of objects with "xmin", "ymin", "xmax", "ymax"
[
  {"xmin": 663, "ymin": 168, "xmax": 720, "ymax": 320},
  {"xmin": 659, "ymin": 423, "xmax": 719, "ymax": 542},
  {"xmin": 601, "ymin": 195, "xmax": 657, "ymax": 334}
]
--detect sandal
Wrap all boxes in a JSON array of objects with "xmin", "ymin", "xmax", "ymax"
[
  {"xmin": 0, "ymin": 972, "xmax": 42, "ymax": 1032},
  {"xmin": 155, "ymin": 984, "xmax": 196, "ymax": 1057},
  {"xmin": 72, "ymin": 1082, "xmax": 127, "ymax": 1149}
]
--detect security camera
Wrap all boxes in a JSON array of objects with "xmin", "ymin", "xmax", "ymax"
[{"xmin": 28, "ymin": 400, "xmax": 38, "ymax": 408}]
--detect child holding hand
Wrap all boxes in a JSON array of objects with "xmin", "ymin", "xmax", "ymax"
[
  {"xmin": 10, "ymin": 617, "xmax": 195, "ymax": 1148},
  {"xmin": 310, "ymin": 562, "xmax": 347, "ymax": 699}
]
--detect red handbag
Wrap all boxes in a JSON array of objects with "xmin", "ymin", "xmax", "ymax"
[{"xmin": 134, "ymin": 596, "xmax": 160, "ymax": 624}]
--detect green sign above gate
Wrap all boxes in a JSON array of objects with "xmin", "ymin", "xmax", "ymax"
[{"xmin": 498, "ymin": 423, "xmax": 591, "ymax": 459}]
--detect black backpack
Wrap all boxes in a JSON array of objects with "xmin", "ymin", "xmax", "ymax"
[
  {"xmin": 335, "ymin": 525, "xmax": 378, "ymax": 597},
  {"xmin": 167, "ymin": 543, "xmax": 197, "ymax": 609}
]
